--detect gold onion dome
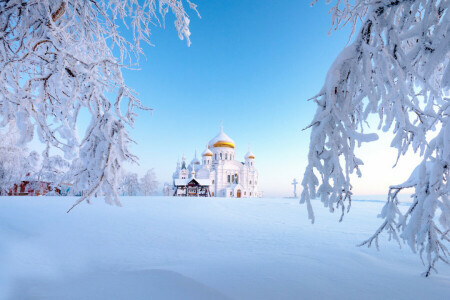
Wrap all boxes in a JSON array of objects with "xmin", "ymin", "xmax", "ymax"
[
  {"xmin": 208, "ymin": 125, "xmax": 235, "ymax": 149},
  {"xmin": 202, "ymin": 144, "xmax": 213, "ymax": 157}
]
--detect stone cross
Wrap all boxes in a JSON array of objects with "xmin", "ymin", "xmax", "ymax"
[{"xmin": 292, "ymin": 178, "xmax": 298, "ymax": 198}]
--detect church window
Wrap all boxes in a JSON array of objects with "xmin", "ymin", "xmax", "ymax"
[
  {"xmin": 212, "ymin": 179, "xmax": 215, "ymax": 184},
  {"xmin": 250, "ymin": 180, "xmax": 252, "ymax": 185},
  {"xmin": 230, "ymin": 191, "xmax": 232, "ymax": 196},
  {"xmin": 225, "ymin": 153, "xmax": 228, "ymax": 160},
  {"xmin": 220, "ymin": 153, "xmax": 222, "ymax": 160},
  {"xmin": 215, "ymin": 154, "xmax": 217, "ymax": 160},
  {"xmin": 236, "ymin": 175, "xmax": 238, "ymax": 184},
  {"xmin": 231, "ymin": 175, "xmax": 234, "ymax": 183},
  {"xmin": 227, "ymin": 175, "xmax": 231, "ymax": 183}
]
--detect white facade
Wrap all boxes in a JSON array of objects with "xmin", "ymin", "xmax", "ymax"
[{"xmin": 172, "ymin": 126, "xmax": 261, "ymax": 198}]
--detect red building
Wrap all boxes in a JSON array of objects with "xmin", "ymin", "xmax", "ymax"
[{"xmin": 8, "ymin": 181, "xmax": 56, "ymax": 196}]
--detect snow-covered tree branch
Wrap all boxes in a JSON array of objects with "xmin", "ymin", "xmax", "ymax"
[
  {"xmin": 0, "ymin": 0, "xmax": 197, "ymax": 210},
  {"xmin": 302, "ymin": 0, "xmax": 449, "ymax": 275}
]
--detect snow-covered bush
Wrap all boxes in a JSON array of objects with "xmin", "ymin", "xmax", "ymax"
[
  {"xmin": 0, "ymin": 1, "xmax": 198, "ymax": 210},
  {"xmin": 0, "ymin": 126, "xmax": 40, "ymax": 195},
  {"xmin": 302, "ymin": 0, "xmax": 449, "ymax": 275},
  {"xmin": 140, "ymin": 169, "xmax": 159, "ymax": 196},
  {"xmin": 120, "ymin": 172, "xmax": 140, "ymax": 196}
]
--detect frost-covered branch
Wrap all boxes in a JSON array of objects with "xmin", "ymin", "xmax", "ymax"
[
  {"xmin": 0, "ymin": 0, "xmax": 197, "ymax": 209},
  {"xmin": 303, "ymin": 0, "xmax": 449, "ymax": 274}
]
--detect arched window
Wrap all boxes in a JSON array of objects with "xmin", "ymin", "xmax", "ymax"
[
  {"xmin": 225, "ymin": 153, "xmax": 228, "ymax": 160},
  {"xmin": 227, "ymin": 175, "xmax": 231, "ymax": 183},
  {"xmin": 220, "ymin": 153, "xmax": 222, "ymax": 160},
  {"xmin": 215, "ymin": 154, "xmax": 217, "ymax": 160},
  {"xmin": 250, "ymin": 180, "xmax": 252, "ymax": 185}
]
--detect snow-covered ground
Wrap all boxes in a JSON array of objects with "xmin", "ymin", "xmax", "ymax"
[{"xmin": 1, "ymin": 196, "xmax": 449, "ymax": 300}]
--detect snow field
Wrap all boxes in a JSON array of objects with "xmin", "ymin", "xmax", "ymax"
[{"xmin": 1, "ymin": 196, "xmax": 449, "ymax": 299}]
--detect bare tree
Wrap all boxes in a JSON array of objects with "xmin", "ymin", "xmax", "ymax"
[
  {"xmin": 0, "ymin": 0, "xmax": 198, "ymax": 211},
  {"xmin": 302, "ymin": 0, "xmax": 449, "ymax": 275}
]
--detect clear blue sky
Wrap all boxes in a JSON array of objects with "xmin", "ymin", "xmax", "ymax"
[{"xmin": 121, "ymin": 0, "xmax": 420, "ymax": 197}]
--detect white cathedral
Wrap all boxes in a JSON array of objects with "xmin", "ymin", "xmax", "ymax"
[{"xmin": 171, "ymin": 125, "xmax": 262, "ymax": 198}]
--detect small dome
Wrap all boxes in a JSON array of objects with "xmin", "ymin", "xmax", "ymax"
[
  {"xmin": 245, "ymin": 152, "xmax": 255, "ymax": 159},
  {"xmin": 191, "ymin": 157, "xmax": 201, "ymax": 165},
  {"xmin": 245, "ymin": 144, "xmax": 255, "ymax": 159},
  {"xmin": 191, "ymin": 151, "xmax": 201, "ymax": 165},
  {"xmin": 209, "ymin": 125, "xmax": 235, "ymax": 149},
  {"xmin": 202, "ymin": 147, "xmax": 213, "ymax": 157}
]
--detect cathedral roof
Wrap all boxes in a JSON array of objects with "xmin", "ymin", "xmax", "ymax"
[{"xmin": 209, "ymin": 125, "xmax": 235, "ymax": 149}]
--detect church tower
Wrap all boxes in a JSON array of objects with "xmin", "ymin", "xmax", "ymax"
[
  {"xmin": 245, "ymin": 144, "xmax": 255, "ymax": 168},
  {"xmin": 202, "ymin": 144, "xmax": 213, "ymax": 168},
  {"xmin": 179, "ymin": 154, "xmax": 188, "ymax": 179}
]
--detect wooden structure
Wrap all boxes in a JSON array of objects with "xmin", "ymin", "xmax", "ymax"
[{"xmin": 174, "ymin": 178, "xmax": 211, "ymax": 197}]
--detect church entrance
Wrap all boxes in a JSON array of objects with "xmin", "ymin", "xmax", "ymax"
[{"xmin": 237, "ymin": 190, "xmax": 241, "ymax": 198}]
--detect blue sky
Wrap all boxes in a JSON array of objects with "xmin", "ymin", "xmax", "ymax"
[{"xmin": 120, "ymin": 0, "xmax": 421, "ymax": 197}]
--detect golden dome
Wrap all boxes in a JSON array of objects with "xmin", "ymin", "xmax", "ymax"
[
  {"xmin": 202, "ymin": 144, "xmax": 214, "ymax": 156},
  {"xmin": 212, "ymin": 141, "xmax": 235, "ymax": 148},
  {"xmin": 209, "ymin": 126, "xmax": 235, "ymax": 149}
]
